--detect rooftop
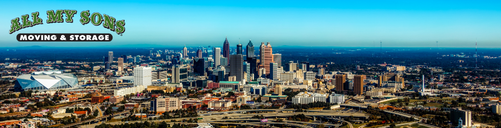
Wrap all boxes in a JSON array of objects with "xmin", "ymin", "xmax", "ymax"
[{"xmin": 219, "ymin": 81, "xmax": 240, "ymax": 84}]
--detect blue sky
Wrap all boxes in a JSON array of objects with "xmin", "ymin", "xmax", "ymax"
[{"xmin": 1, "ymin": 0, "xmax": 500, "ymax": 48}]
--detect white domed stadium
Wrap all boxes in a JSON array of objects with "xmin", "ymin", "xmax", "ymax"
[{"xmin": 15, "ymin": 71, "xmax": 78, "ymax": 91}]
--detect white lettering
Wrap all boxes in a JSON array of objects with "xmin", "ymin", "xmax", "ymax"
[
  {"xmin": 20, "ymin": 35, "xmax": 27, "ymax": 40},
  {"xmin": 28, "ymin": 35, "xmax": 34, "ymax": 40}
]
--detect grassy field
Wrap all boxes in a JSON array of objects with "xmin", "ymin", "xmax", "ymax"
[{"xmin": 424, "ymin": 103, "xmax": 443, "ymax": 107}]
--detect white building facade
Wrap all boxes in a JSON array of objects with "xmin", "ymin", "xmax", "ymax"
[{"xmin": 134, "ymin": 66, "xmax": 152, "ymax": 89}]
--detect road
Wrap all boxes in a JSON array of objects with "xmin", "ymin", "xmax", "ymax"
[
  {"xmin": 81, "ymin": 110, "xmax": 355, "ymax": 128},
  {"xmin": 82, "ymin": 117, "xmax": 320, "ymax": 128},
  {"xmin": 60, "ymin": 111, "xmax": 130, "ymax": 128},
  {"xmin": 382, "ymin": 110, "xmax": 423, "ymax": 121},
  {"xmin": 93, "ymin": 105, "xmax": 103, "ymax": 117},
  {"xmin": 200, "ymin": 109, "xmax": 369, "ymax": 118},
  {"xmin": 209, "ymin": 118, "xmax": 340, "ymax": 127},
  {"xmin": 327, "ymin": 117, "xmax": 353, "ymax": 128},
  {"xmin": 379, "ymin": 121, "xmax": 418, "ymax": 128}
]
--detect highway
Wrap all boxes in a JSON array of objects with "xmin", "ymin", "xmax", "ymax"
[
  {"xmin": 78, "ymin": 110, "xmax": 359, "ymax": 128},
  {"xmin": 326, "ymin": 117, "xmax": 353, "ymax": 128},
  {"xmin": 200, "ymin": 109, "xmax": 369, "ymax": 118},
  {"xmin": 74, "ymin": 106, "xmax": 368, "ymax": 128},
  {"xmin": 60, "ymin": 111, "xmax": 130, "ymax": 128},
  {"xmin": 382, "ymin": 110, "xmax": 422, "ymax": 121},
  {"xmin": 81, "ymin": 117, "xmax": 327, "ymax": 128},
  {"xmin": 208, "ymin": 118, "xmax": 340, "ymax": 127}
]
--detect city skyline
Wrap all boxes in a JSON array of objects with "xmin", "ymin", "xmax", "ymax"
[
  {"xmin": 1, "ymin": 0, "xmax": 501, "ymax": 48},
  {"xmin": 2, "ymin": 1, "xmax": 501, "ymax": 128}
]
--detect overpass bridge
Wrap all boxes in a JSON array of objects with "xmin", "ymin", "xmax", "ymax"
[{"xmin": 60, "ymin": 111, "xmax": 130, "ymax": 128}]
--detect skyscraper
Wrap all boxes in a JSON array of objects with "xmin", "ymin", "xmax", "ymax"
[
  {"xmin": 259, "ymin": 42, "xmax": 265, "ymax": 62},
  {"xmin": 244, "ymin": 62, "xmax": 250, "ymax": 82},
  {"xmin": 273, "ymin": 53, "xmax": 282, "ymax": 66},
  {"xmin": 451, "ymin": 108, "xmax": 472, "ymax": 127},
  {"xmin": 237, "ymin": 43, "xmax": 243, "ymax": 55},
  {"xmin": 247, "ymin": 57, "xmax": 257, "ymax": 79},
  {"xmin": 246, "ymin": 40, "xmax": 255, "ymax": 58},
  {"xmin": 335, "ymin": 74, "xmax": 346, "ymax": 92},
  {"xmin": 263, "ymin": 42, "xmax": 274, "ymax": 75},
  {"xmin": 117, "ymin": 57, "xmax": 124, "ymax": 72},
  {"xmin": 270, "ymin": 62, "xmax": 278, "ymax": 80},
  {"xmin": 104, "ymin": 56, "xmax": 110, "ymax": 70},
  {"xmin": 183, "ymin": 46, "xmax": 188, "ymax": 59},
  {"xmin": 217, "ymin": 66, "xmax": 226, "ymax": 82},
  {"xmin": 230, "ymin": 54, "xmax": 244, "ymax": 81},
  {"xmin": 223, "ymin": 37, "xmax": 230, "ymax": 63},
  {"xmin": 197, "ymin": 49, "xmax": 202, "ymax": 58},
  {"xmin": 193, "ymin": 58, "xmax": 207, "ymax": 76},
  {"xmin": 214, "ymin": 47, "xmax": 221, "ymax": 67},
  {"xmin": 108, "ymin": 51, "xmax": 113, "ymax": 64},
  {"xmin": 134, "ymin": 66, "xmax": 152, "ymax": 89},
  {"xmin": 354, "ymin": 75, "xmax": 365, "ymax": 95},
  {"xmin": 171, "ymin": 65, "xmax": 180, "ymax": 83}
]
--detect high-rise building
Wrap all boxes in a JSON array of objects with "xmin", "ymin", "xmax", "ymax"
[
  {"xmin": 193, "ymin": 58, "xmax": 207, "ymax": 76},
  {"xmin": 230, "ymin": 54, "xmax": 244, "ymax": 81},
  {"xmin": 104, "ymin": 56, "xmax": 110, "ymax": 70},
  {"xmin": 171, "ymin": 65, "xmax": 180, "ymax": 83},
  {"xmin": 247, "ymin": 57, "xmax": 257, "ymax": 79},
  {"xmin": 258, "ymin": 68, "xmax": 266, "ymax": 78},
  {"xmin": 280, "ymin": 72, "xmax": 295, "ymax": 83},
  {"xmin": 270, "ymin": 63, "xmax": 278, "ymax": 80},
  {"xmin": 117, "ymin": 57, "xmax": 124, "ymax": 72},
  {"xmin": 492, "ymin": 104, "xmax": 501, "ymax": 115},
  {"xmin": 220, "ymin": 56, "xmax": 228, "ymax": 66},
  {"xmin": 354, "ymin": 75, "xmax": 366, "ymax": 95},
  {"xmin": 152, "ymin": 70, "xmax": 168, "ymax": 81},
  {"xmin": 287, "ymin": 61, "xmax": 297, "ymax": 72},
  {"xmin": 237, "ymin": 43, "xmax": 243, "ymax": 54},
  {"xmin": 304, "ymin": 71, "xmax": 316, "ymax": 80},
  {"xmin": 246, "ymin": 40, "xmax": 255, "ymax": 58},
  {"xmin": 262, "ymin": 42, "xmax": 274, "ymax": 75},
  {"xmin": 217, "ymin": 66, "xmax": 226, "ymax": 82},
  {"xmin": 450, "ymin": 108, "xmax": 472, "ymax": 127},
  {"xmin": 378, "ymin": 75, "xmax": 383, "ymax": 87},
  {"xmin": 183, "ymin": 46, "xmax": 188, "ymax": 59},
  {"xmin": 335, "ymin": 74, "xmax": 347, "ymax": 92},
  {"xmin": 134, "ymin": 66, "xmax": 152, "ymax": 89},
  {"xmin": 108, "ymin": 51, "xmax": 113, "ymax": 65},
  {"xmin": 259, "ymin": 42, "xmax": 265, "ymax": 62},
  {"xmin": 301, "ymin": 61, "xmax": 310, "ymax": 71},
  {"xmin": 244, "ymin": 62, "xmax": 250, "ymax": 82},
  {"xmin": 197, "ymin": 49, "xmax": 202, "ymax": 58},
  {"xmin": 277, "ymin": 66, "xmax": 283, "ymax": 81},
  {"xmin": 275, "ymin": 84, "xmax": 282, "ymax": 96},
  {"xmin": 134, "ymin": 55, "xmax": 141, "ymax": 64},
  {"xmin": 273, "ymin": 53, "xmax": 282, "ymax": 66},
  {"xmin": 214, "ymin": 47, "xmax": 221, "ymax": 67},
  {"xmin": 319, "ymin": 68, "xmax": 325, "ymax": 75},
  {"xmin": 223, "ymin": 37, "xmax": 230, "ymax": 63}
]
